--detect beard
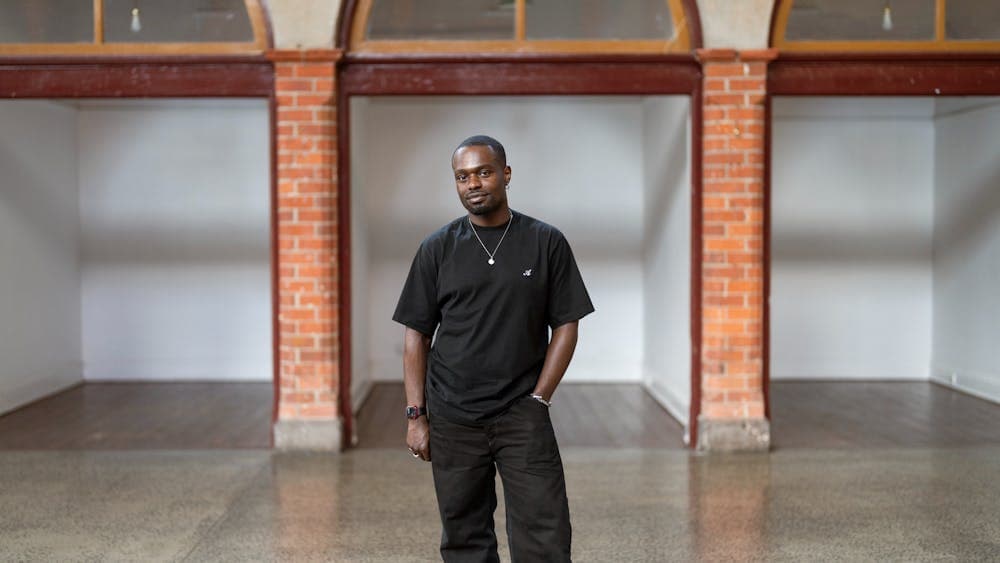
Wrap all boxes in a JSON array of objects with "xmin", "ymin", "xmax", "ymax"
[{"xmin": 463, "ymin": 194, "xmax": 503, "ymax": 216}]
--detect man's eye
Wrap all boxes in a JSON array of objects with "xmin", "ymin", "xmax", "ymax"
[
  {"xmin": 480, "ymin": 170, "xmax": 491, "ymax": 177},
  {"xmin": 456, "ymin": 175, "xmax": 466, "ymax": 181}
]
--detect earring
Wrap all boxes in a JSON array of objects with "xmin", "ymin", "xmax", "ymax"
[{"xmin": 505, "ymin": 184, "xmax": 509, "ymax": 190}]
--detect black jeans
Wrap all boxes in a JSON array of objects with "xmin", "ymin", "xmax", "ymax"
[{"xmin": 429, "ymin": 394, "xmax": 572, "ymax": 563}]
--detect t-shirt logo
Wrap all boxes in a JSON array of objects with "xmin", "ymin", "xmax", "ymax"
[{"xmin": 522, "ymin": 269, "xmax": 533, "ymax": 277}]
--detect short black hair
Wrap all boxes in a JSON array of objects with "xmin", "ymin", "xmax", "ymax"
[{"xmin": 453, "ymin": 135, "xmax": 507, "ymax": 167}]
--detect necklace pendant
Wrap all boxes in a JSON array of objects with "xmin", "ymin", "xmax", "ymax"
[{"xmin": 488, "ymin": 258, "xmax": 495, "ymax": 265}]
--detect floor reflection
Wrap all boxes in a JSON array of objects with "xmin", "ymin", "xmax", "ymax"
[{"xmin": 1, "ymin": 448, "xmax": 998, "ymax": 560}]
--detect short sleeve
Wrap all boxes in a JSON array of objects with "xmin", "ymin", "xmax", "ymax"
[
  {"xmin": 545, "ymin": 232, "xmax": 595, "ymax": 329},
  {"xmin": 392, "ymin": 241, "xmax": 441, "ymax": 337}
]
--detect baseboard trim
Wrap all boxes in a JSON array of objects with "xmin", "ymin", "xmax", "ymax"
[
  {"xmin": 641, "ymin": 378, "xmax": 689, "ymax": 427},
  {"xmin": 351, "ymin": 379, "xmax": 374, "ymax": 415},
  {"xmin": 0, "ymin": 371, "xmax": 82, "ymax": 416},
  {"xmin": 930, "ymin": 365, "xmax": 1000, "ymax": 406}
]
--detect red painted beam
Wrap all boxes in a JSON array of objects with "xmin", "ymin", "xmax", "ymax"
[
  {"xmin": 770, "ymin": 55, "xmax": 1000, "ymax": 96},
  {"xmin": 0, "ymin": 62, "xmax": 273, "ymax": 98},
  {"xmin": 341, "ymin": 59, "xmax": 700, "ymax": 96}
]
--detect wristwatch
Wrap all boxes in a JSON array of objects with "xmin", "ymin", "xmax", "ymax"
[{"xmin": 405, "ymin": 405, "xmax": 427, "ymax": 420}]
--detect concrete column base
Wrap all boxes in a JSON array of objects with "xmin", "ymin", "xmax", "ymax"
[
  {"xmin": 273, "ymin": 419, "xmax": 344, "ymax": 451},
  {"xmin": 696, "ymin": 417, "xmax": 771, "ymax": 452}
]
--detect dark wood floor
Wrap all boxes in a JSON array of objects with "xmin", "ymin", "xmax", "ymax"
[
  {"xmin": 770, "ymin": 381, "xmax": 1000, "ymax": 449},
  {"xmin": 1, "ymin": 380, "xmax": 998, "ymax": 450},
  {"xmin": 0, "ymin": 382, "xmax": 272, "ymax": 449},
  {"xmin": 354, "ymin": 383, "xmax": 687, "ymax": 449}
]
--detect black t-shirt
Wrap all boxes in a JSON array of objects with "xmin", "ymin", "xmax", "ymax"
[{"xmin": 392, "ymin": 209, "xmax": 595, "ymax": 424}]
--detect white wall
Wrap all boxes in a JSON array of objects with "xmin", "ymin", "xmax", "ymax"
[
  {"xmin": 352, "ymin": 96, "xmax": 650, "ymax": 385},
  {"xmin": 771, "ymin": 98, "xmax": 935, "ymax": 380},
  {"xmin": 78, "ymin": 100, "xmax": 271, "ymax": 381},
  {"xmin": 932, "ymin": 98, "xmax": 1000, "ymax": 403},
  {"xmin": 640, "ymin": 97, "xmax": 692, "ymax": 429},
  {"xmin": 0, "ymin": 101, "xmax": 83, "ymax": 415}
]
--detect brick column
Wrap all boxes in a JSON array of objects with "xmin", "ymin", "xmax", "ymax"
[
  {"xmin": 270, "ymin": 51, "xmax": 342, "ymax": 450},
  {"xmin": 695, "ymin": 49, "xmax": 776, "ymax": 452}
]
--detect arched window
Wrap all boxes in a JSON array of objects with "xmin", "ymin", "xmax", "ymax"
[
  {"xmin": 348, "ymin": 0, "xmax": 693, "ymax": 54},
  {"xmin": 0, "ymin": 0, "xmax": 269, "ymax": 55},
  {"xmin": 773, "ymin": 0, "xmax": 1000, "ymax": 52}
]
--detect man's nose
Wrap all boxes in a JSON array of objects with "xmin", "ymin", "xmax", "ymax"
[{"xmin": 468, "ymin": 175, "xmax": 482, "ymax": 188}]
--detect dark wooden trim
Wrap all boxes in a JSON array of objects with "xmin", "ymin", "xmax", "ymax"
[
  {"xmin": 341, "ymin": 60, "xmax": 700, "ymax": 95},
  {"xmin": 770, "ymin": 57, "xmax": 1000, "ymax": 96},
  {"xmin": 338, "ymin": 59, "xmax": 703, "ymax": 449},
  {"xmin": 688, "ymin": 81, "xmax": 703, "ymax": 448},
  {"xmin": 680, "ymin": 0, "xmax": 704, "ymax": 49},
  {"xmin": 337, "ymin": 0, "xmax": 359, "ymax": 51},
  {"xmin": 338, "ymin": 83, "xmax": 354, "ymax": 449},
  {"xmin": 763, "ymin": 92, "xmax": 772, "ymax": 422},
  {"xmin": 0, "ymin": 62, "xmax": 273, "ymax": 98},
  {"xmin": 269, "ymin": 90, "xmax": 280, "ymax": 445}
]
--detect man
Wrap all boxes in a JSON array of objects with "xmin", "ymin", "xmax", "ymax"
[{"xmin": 392, "ymin": 134, "xmax": 594, "ymax": 562}]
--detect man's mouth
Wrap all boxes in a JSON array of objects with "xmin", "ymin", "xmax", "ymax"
[{"xmin": 468, "ymin": 193, "xmax": 487, "ymax": 205}]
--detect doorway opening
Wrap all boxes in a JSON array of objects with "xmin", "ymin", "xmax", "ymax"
[
  {"xmin": 768, "ymin": 95, "xmax": 1000, "ymax": 448},
  {"xmin": 0, "ymin": 98, "xmax": 274, "ymax": 449},
  {"xmin": 348, "ymin": 95, "xmax": 693, "ymax": 448}
]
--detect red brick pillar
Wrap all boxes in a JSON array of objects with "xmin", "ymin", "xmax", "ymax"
[
  {"xmin": 695, "ymin": 49, "xmax": 776, "ymax": 452},
  {"xmin": 269, "ymin": 50, "xmax": 343, "ymax": 450}
]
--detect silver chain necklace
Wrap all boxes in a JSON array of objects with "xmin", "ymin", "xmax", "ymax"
[{"xmin": 468, "ymin": 210, "xmax": 513, "ymax": 266}]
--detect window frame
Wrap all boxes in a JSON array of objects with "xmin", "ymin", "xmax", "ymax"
[
  {"xmin": 0, "ymin": 0, "xmax": 268, "ymax": 56},
  {"xmin": 349, "ymin": 0, "xmax": 691, "ymax": 54},
  {"xmin": 773, "ymin": 0, "xmax": 1000, "ymax": 52}
]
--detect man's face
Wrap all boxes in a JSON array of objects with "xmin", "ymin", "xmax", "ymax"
[{"xmin": 452, "ymin": 145, "xmax": 511, "ymax": 216}]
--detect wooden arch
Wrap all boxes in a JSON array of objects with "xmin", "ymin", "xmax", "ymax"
[
  {"xmin": 0, "ymin": 0, "xmax": 271, "ymax": 56},
  {"xmin": 772, "ymin": 0, "xmax": 1000, "ymax": 53},
  {"xmin": 337, "ymin": 0, "xmax": 702, "ymax": 55}
]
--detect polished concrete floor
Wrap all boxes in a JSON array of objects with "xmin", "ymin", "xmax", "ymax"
[
  {"xmin": 1, "ymin": 447, "xmax": 998, "ymax": 561},
  {"xmin": 3, "ymin": 382, "xmax": 1000, "ymax": 560}
]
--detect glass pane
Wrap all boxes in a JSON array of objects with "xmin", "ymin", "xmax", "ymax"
[
  {"xmin": 104, "ymin": 0, "xmax": 254, "ymax": 43},
  {"xmin": 946, "ymin": 0, "xmax": 1000, "ymax": 40},
  {"xmin": 0, "ymin": 0, "xmax": 93, "ymax": 43},
  {"xmin": 527, "ymin": 0, "xmax": 674, "ymax": 40},
  {"xmin": 368, "ymin": 0, "xmax": 515, "ymax": 40},
  {"xmin": 786, "ymin": 0, "xmax": 935, "ymax": 41}
]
